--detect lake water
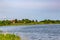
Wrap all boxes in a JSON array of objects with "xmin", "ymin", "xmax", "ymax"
[{"xmin": 0, "ymin": 24, "xmax": 60, "ymax": 40}]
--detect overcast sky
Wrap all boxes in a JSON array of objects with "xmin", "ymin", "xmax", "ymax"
[{"xmin": 0, "ymin": 0, "xmax": 60, "ymax": 20}]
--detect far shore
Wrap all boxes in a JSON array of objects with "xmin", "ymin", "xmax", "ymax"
[
  {"xmin": 0, "ymin": 19, "xmax": 60, "ymax": 26},
  {"xmin": 0, "ymin": 23, "xmax": 60, "ymax": 27}
]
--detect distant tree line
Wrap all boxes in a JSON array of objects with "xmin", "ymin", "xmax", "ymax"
[
  {"xmin": 40, "ymin": 19, "xmax": 60, "ymax": 24},
  {"xmin": 0, "ymin": 19, "xmax": 60, "ymax": 26}
]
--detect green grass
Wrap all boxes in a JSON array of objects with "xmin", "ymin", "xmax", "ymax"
[
  {"xmin": 0, "ymin": 34, "xmax": 21, "ymax": 40},
  {"xmin": 0, "ymin": 23, "xmax": 38, "ymax": 26}
]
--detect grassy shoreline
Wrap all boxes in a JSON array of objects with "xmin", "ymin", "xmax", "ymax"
[
  {"xmin": 0, "ymin": 33, "xmax": 21, "ymax": 40},
  {"xmin": 0, "ymin": 23, "xmax": 60, "ymax": 27}
]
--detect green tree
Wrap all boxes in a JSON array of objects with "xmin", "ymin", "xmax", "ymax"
[
  {"xmin": 22, "ymin": 19, "xmax": 31, "ymax": 23},
  {"xmin": 35, "ymin": 20, "xmax": 38, "ymax": 22},
  {"xmin": 15, "ymin": 19, "xmax": 18, "ymax": 23},
  {"xmin": 2, "ymin": 20, "xmax": 11, "ymax": 25}
]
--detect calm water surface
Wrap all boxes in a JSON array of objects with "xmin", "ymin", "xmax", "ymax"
[{"xmin": 0, "ymin": 24, "xmax": 60, "ymax": 40}]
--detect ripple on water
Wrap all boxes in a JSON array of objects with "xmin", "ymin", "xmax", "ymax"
[{"xmin": 0, "ymin": 24, "xmax": 60, "ymax": 40}]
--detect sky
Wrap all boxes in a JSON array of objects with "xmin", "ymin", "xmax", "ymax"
[{"xmin": 0, "ymin": 0, "xmax": 60, "ymax": 20}]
